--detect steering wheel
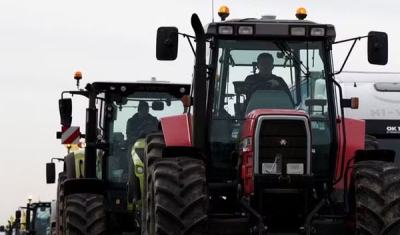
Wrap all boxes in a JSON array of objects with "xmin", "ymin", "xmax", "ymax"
[{"xmin": 245, "ymin": 80, "xmax": 281, "ymax": 96}]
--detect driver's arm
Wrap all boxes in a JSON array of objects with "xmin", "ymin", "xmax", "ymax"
[
  {"xmin": 244, "ymin": 74, "xmax": 257, "ymax": 82},
  {"xmin": 150, "ymin": 116, "xmax": 159, "ymax": 126},
  {"xmin": 126, "ymin": 117, "xmax": 139, "ymax": 139},
  {"xmin": 273, "ymin": 75, "xmax": 291, "ymax": 92}
]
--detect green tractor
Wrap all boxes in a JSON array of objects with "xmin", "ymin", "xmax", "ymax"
[
  {"xmin": 46, "ymin": 72, "xmax": 191, "ymax": 235},
  {"xmin": 18, "ymin": 201, "xmax": 52, "ymax": 235}
]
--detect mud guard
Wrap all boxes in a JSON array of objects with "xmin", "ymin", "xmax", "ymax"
[
  {"xmin": 354, "ymin": 149, "xmax": 395, "ymax": 163},
  {"xmin": 159, "ymin": 113, "xmax": 192, "ymax": 146},
  {"xmin": 63, "ymin": 178, "xmax": 105, "ymax": 198},
  {"xmin": 64, "ymin": 152, "xmax": 77, "ymax": 179}
]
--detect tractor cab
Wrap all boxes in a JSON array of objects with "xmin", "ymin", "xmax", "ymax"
[
  {"xmin": 18, "ymin": 200, "xmax": 51, "ymax": 235},
  {"xmin": 46, "ymin": 73, "xmax": 191, "ymax": 234}
]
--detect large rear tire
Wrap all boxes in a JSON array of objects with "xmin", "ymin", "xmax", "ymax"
[
  {"xmin": 353, "ymin": 161, "xmax": 400, "ymax": 234},
  {"xmin": 142, "ymin": 132, "xmax": 208, "ymax": 235},
  {"xmin": 56, "ymin": 172, "xmax": 67, "ymax": 235},
  {"xmin": 63, "ymin": 193, "xmax": 106, "ymax": 235},
  {"xmin": 141, "ymin": 132, "xmax": 164, "ymax": 235}
]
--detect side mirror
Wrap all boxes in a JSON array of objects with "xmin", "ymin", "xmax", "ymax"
[
  {"xmin": 367, "ymin": 31, "xmax": 388, "ymax": 65},
  {"xmin": 59, "ymin": 98, "xmax": 73, "ymax": 127},
  {"xmin": 151, "ymin": 101, "xmax": 164, "ymax": 111},
  {"xmin": 46, "ymin": 162, "xmax": 56, "ymax": 184},
  {"xmin": 15, "ymin": 210, "xmax": 21, "ymax": 219},
  {"xmin": 156, "ymin": 27, "xmax": 179, "ymax": 60}
]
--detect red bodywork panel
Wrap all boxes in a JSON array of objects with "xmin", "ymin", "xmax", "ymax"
[
  {"xmin": 158, "ymin": 109, "xmax": 364, "ymax": 193},
  {"xmin": 159, "ymin": 113, "xmax": 192, "ymax": 146},
  {"xmin": 240, "ymin": 109, "xmax": 311, "ymax": 194},
  {"xmin": 334, "ymin": 117, "xmax": 365, "ymax": 189}
]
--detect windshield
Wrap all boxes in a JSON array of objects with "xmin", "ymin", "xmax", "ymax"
[
  {"xmin": 214, "ymin": 39, "xmax": 328, "ymax": 117},
  {"xmin": 33, "ymin": 207, "xmax": 50, "ymax": 235},
  {"xmin": 209, "ymin": 39, "xmax": 332, "ymax": 177},
  {"xmin": 106, "ymin": 91, "xmax": 187, "ymax": 183}
]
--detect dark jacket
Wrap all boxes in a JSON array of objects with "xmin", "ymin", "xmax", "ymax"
[
  {"xmin": 244, "ymin": 73, "xmax": 291, "ymax": 94},
  {"xmin": 126, "ymin": 113, "xmax": 158, "ymax": 142}
]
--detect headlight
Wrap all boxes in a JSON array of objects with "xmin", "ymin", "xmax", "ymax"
[
  {"xmin": 218, "ymin": 26, "xmax": 234, "ymax": 35},
  {"xmin": 287, "ymin": 163, "xmax": 304, "ymax": 174},
  {"xmin": 290, "ymin": 27, "xmax": 306, "ymax": 36},
  {"xmin": 310, "ymin": 28, "xmax": 325, "ymax": 36},
  {"xmin": 238, "ymin": 26, "xmax": 253, "ymax": 35},
  {"xmin": 137, "ymin": 166, "xmax": 144, "ymax": 174}
]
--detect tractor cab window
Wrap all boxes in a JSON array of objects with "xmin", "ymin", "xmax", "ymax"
[
  {"xmin": 33, "ymin": 206, "xmax": 51, "ymax": 235},
  {"xmin": 105, "ymin": 92, "xmax": 186, "ymax": 183},
  {"xmin": 209, "ymin": 39, "xmax": 332, "ymax": 177}
]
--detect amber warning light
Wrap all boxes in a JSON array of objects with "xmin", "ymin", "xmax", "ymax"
[
  {"xmin": 218, "ymin": 6, "xmax": 230, "ymax": 21},
  {"xmin": 296, "ymin": 7, "xmax": 307, "ymax": 20},
  {"xmin": 74, "ymin": 71, "xmax": 82, "ymax": 89},
  {"xmin": 74, "ymin": 71, "xmax": 82, "ymax": 80}
]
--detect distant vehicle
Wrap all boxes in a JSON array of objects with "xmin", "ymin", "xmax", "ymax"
[
  {"xmin": 294, "ymin": 70, "xmax": 400, "ymax": 160},
  {"xmin": 337, "ymin": 71, "xmax": 400, "ymax": 161}
]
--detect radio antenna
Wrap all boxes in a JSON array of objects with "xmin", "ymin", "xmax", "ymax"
[{"xmin": 212, "ymin": 0, "xmax": 215, "ymax": 22}]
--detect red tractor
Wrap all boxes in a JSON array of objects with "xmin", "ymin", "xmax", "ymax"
[{"xmin": 141, "ymin": 6, "xmax": 397, "ymax": 235}]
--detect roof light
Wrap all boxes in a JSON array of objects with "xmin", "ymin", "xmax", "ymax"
[
  {"xmin": 296, "ymin": 7, "xmax": 307, "ymax": 20},
  {"xmin": 261, "ymin": 15, "xmax": 276, "ymax": 20},
  {"xmin": 238, "ymin": 26, "xmax": 253, "ymax": 35},
  {"xmin": 218, "ymin": 6, "xmax": 230, "ymax": 21},
  {"xmin": 74, "ymin": 71, "xmax": 82, "ymax": 80},
  {"xmin": 218, "ymin": 25, "xmax": 234, "ymax": 35},
  {"xmin": 310, "ymin": 28, "xmax": 325, "ymax": 36},
  {"xmin": 290, "ymin": 27, "xmax": 306, "ymax": 36},
  {"xmin": 77, "ymin": 142, "xmax": 86, "ymax": 148}
]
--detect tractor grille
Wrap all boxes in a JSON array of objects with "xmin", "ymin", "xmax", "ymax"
[{"xmin": 255, "ymin": 117, "xmax": 309, "ymax": 174}]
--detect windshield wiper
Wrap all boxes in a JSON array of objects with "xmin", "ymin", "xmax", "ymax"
[{"xmin": 274, "ymin": 41, "xmax": 310, "ymax": 77}]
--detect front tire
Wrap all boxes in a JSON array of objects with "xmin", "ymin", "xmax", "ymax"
[
  {"xmin": 353, "ymin": 161, "xmax": 400, "ymax": 234},
  {"xmin": 142, "ymin": 132, "xmax": 208, "ymax": 235},
  {"xmin": 63, "ymin": 193, "xmax": 106, "ymax": 235}
]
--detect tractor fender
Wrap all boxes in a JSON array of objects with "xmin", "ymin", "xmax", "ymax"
[
  {"xmin": 64, "ymin": 149, "xmax": 85, "ymax": 179},
  {"xmin": 159, "ymin": 113, "xmax": 192, "ymax": 147},
  {"xmin": 131, "ymin": 139, "xmax": 145, "ymax": 196},
  {"xmin": 65, "ymin": 148, "xmax": 103, "ymax": 180},
  {"xmin": 64, "ymin": 152, "xmax": 77, "ymax": 179},
  {"xmin": 335, "ymin": 117, "xmax": 365, "ymax": 189},
  {"xmin": 63, "ymin": 178, "xmax": 105, "ymax": 198}
]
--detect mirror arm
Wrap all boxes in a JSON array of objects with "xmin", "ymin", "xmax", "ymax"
[
  {"xmin": 61, "ymin": 90, "xmax": 90, "ymax": 99},
  {"xmin": 177, "ymin": 32, "xmax": 195, "ymax": 39},
  {"xmin": 167, "ymin": 31, "xmax": 197, "ymax": 57},
  {"xmin": 51, "ymin": 158, "xmax": 64, "ymax": 163},
  {"xmin": 185, "ymin": 36, "xmax": 196, "ymax": 56},
  {"xmin": 333, "ymin": 35, "xmax": 368, "ymax": 44},
  {"xmin": 334, "ymin": 38, "xmax": 360, "ymax": 76}
]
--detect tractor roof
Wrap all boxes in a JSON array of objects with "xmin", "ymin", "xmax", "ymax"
[
  {"xmin": 91, "ymin": 81, "xmax": 191, "ymax": 97},
  {"xmin": 204, "ymin": 14, "xmax": 336, "ymax": 41}
]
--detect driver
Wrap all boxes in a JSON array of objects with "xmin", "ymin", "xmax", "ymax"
[
  {"xmin": 244, "ymin": 52, "xmax": 291, "ymax": 95},
  {"xmin": 126, "ymin": 101, "xmax": 158, "ymax": 143}
]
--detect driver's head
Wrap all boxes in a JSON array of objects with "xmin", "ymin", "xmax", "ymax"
[
  {"xmin": 138, "ymin": 101, "xmax": 149, "ymax": 118},
  {"xmin": 257, "ymin": 53, "xmax": 274, "ymax": 75}
]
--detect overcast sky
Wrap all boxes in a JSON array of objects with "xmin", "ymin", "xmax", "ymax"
[{"xmin": 0, "ymin": 0, "xmax": 398, "ymax": 223}]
